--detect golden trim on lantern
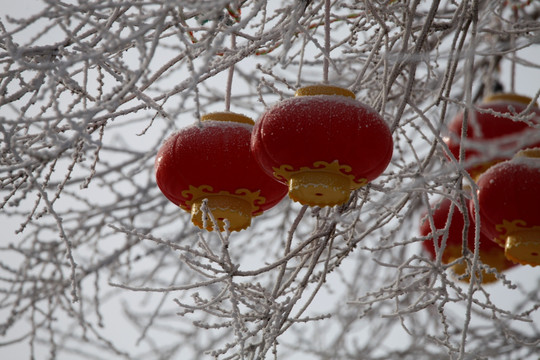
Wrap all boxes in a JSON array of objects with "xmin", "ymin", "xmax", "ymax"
[
  {"xmin": 181, "ymin": 185, "xmax": 266, "ymax": 212},
  {"xmin": 515, "ymin": 148, "xmax": 540, "ymax": 159},
  {"xmin": 294, "ymin": 85, "xmax": 356, "ymax": 98},
  {"xmin": 469, "ymin": 159, "xmax": 501, "ymax": 182},
  {"xmin": 483, "ymin": 93, "xmax": 538, "ymax": 107},
  {"xmin": 444, "ymin": 245, "xmax": 512, "ymax": 283},
  {"xmin": 495, "ymin": 219, "xmax": 540, "ymax": 266},
  {"xmin": 190, "ymin": 196, "xmax": 253, "ymax": 232},
  {"xmin": 495, "ymin": 219, "xmax": 528, "ymax": 245},
  {"xmin": 442, "ymin": 245, "xmax": 468, "ymax": 279},
  {"xmin": 179, "ymin": 185, "xmax": 267, "ymax": 231},
  {"xmin": 201, "ymin": 112, "xmax": 255, "ymax": 125},
  {"xmin": 272, "ymin": 160, "xmax": 368, "ymax": 206}
]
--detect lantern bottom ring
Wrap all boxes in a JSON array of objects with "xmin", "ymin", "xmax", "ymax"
[
  {"xmin": 505, "ymin": 229, "xmax": 540, "ymax": 267},
  {"xmin": 288, "ymin": 170, "xmax": 353, "ymax": 207},
  {"xmin": 445, "ymin": 245, "xmax": 508, "ymax": 284},
  {"xmin": 190, "ymin": 195, "xmax": 252, "ymax": 232}
]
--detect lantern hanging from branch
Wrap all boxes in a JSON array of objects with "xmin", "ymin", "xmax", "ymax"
[
  {"xmin": 155, "ymin": 112, "xmax": 288, "ymax": 232},
  {"xmin": 474, "ymin": 148, "xmax": 540, "ymax": 266},
  {"xmin": 420, "ymin": 197, "xmax": 516, "ymax": 283},
  {"xmin": 444, "ymin": 93, "xmax": 540, "ymax": 179},
  {"xmin": 251, "ymin": 85, "xmax": 393, "ymax": 207}
]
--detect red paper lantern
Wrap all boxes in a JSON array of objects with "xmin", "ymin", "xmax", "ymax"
[
  {"xmin": 251, "ymin": 85, "xmax": 393, "ymax": 206},
  {"xmin": 420, "ymin": 197, "xmax": 516, "ymax": 283},
  {"xmin": 474, "ymin": 148, "xmax": 540, "ymax": 266},
  {"xmin": 155, "ymin": 112, "xmax": 288, "ymax": 232},
  {"xmin": 444, "ymin": 93, "xmax": 540, "ymax": 179}
]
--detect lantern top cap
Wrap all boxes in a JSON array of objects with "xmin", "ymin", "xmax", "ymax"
[
  {"xmin": 515, "ymin": 147, "xmax": 540, "ymax": 159},
  {"xmin": 201, "ymin": 112, "xmax": 255, "ymax": 125},
  {"xmin": 483, "ymin": 93, "xmax": 538, "ymax": 107},
  {"xmin": 295, "ymin": 85, "xmax": 355, "ymax": 99}
]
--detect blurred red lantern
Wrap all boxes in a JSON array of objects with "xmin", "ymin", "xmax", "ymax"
[
  {"xmin": 155, "ymin": 112, "xmax": 288, "ymax": 232},
  {"xmin": 474, "ymin": 148, "xmax": 540, "ymax": 266},
  {"xmin": 502, "ymin": 0, "xmax": 532, "ymax": 10},
  {"xmin": 444, "ymin": 93, "xmax": 540, "ymax": 179},
  {"xmin": 420, "ymin": 197, "xmax": 516, "ymax": 283},
  {"xmin": 251, "ymin": 85, "xmax": 393, "ymax": 207}
]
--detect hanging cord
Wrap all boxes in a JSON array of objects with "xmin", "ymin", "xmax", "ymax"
[
  {"xmin": 225, "ymin": 3, "xmax": 241, "ymax": 112},
  {"xmin": 509, "ymin": 6, "xmax": 518, "ymax": 93},
  {"xmin": 323, "ymin": 0, "xmax": 331, "ymax": 84},
  {"xmin": 225, "ymin": 34, "xmax": 236, "ymax": 111}
]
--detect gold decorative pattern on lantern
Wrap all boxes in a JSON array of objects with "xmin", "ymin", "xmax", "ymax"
[
  {"xmin": 272, "ymin": 160, "xmax": 368, "ymax": 189},
  {"xmin": 201, "ymin": 112, "xmax": 255, "ymax": 125},
  {"xmin": 271, "ymin": 160, "xmax": 368, "ymax": 206},
  {"xmin": 444, "ymin": 244, "xmax": 511, "ymax": 283},
  {"xmin": 483, "ymin": 93, "xmax": 538, "ymax": 107},
  {"xmin": 515, "ymin": 148, "xmax": 540, "ymax": 159},
  {"xmin": 294, "ymin": 85, "xmax": 356, "ymax": 98},
  {"xmin": 180, "ymin": 185, "xmax": 267, "ymax": 215},
  {"xmin": 495, "ymin": 219, "xmax": 540, "ymax": 266},
  {"xmin": 469, "ymin": 159, "xmax": 501, "ymax": 182},
  {"xmin": 494, "ymin": 219, "xmax": 529, "ymax": 246}
]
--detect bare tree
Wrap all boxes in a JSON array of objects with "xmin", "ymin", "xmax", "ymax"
[{"xmin": 1, "ymin": 0, "xmax": 540, "ymax": 359}]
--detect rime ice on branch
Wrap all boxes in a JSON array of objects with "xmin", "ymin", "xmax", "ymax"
[{"xmin": 1, "ymin": 1, "xmax": 540, "ymax": 360}]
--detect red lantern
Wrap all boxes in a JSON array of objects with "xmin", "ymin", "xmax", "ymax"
[
  {"xmin": 420, "ymin": 197, "xmax": 516, "ymax": 283},
  {"xmin": 474, "ymin": 148, "xmax": 540, "ymax": 266},
  {"xmin": 155, "ymin": 112, "xmax": 288, "ymax": 232},
  {"xmin": 444, "ymin": 93, "xmax": 540, "ymax": 179},
  {"xmin": 251, "ymin": 85, "xmax": 393, "ymax": 207}
]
